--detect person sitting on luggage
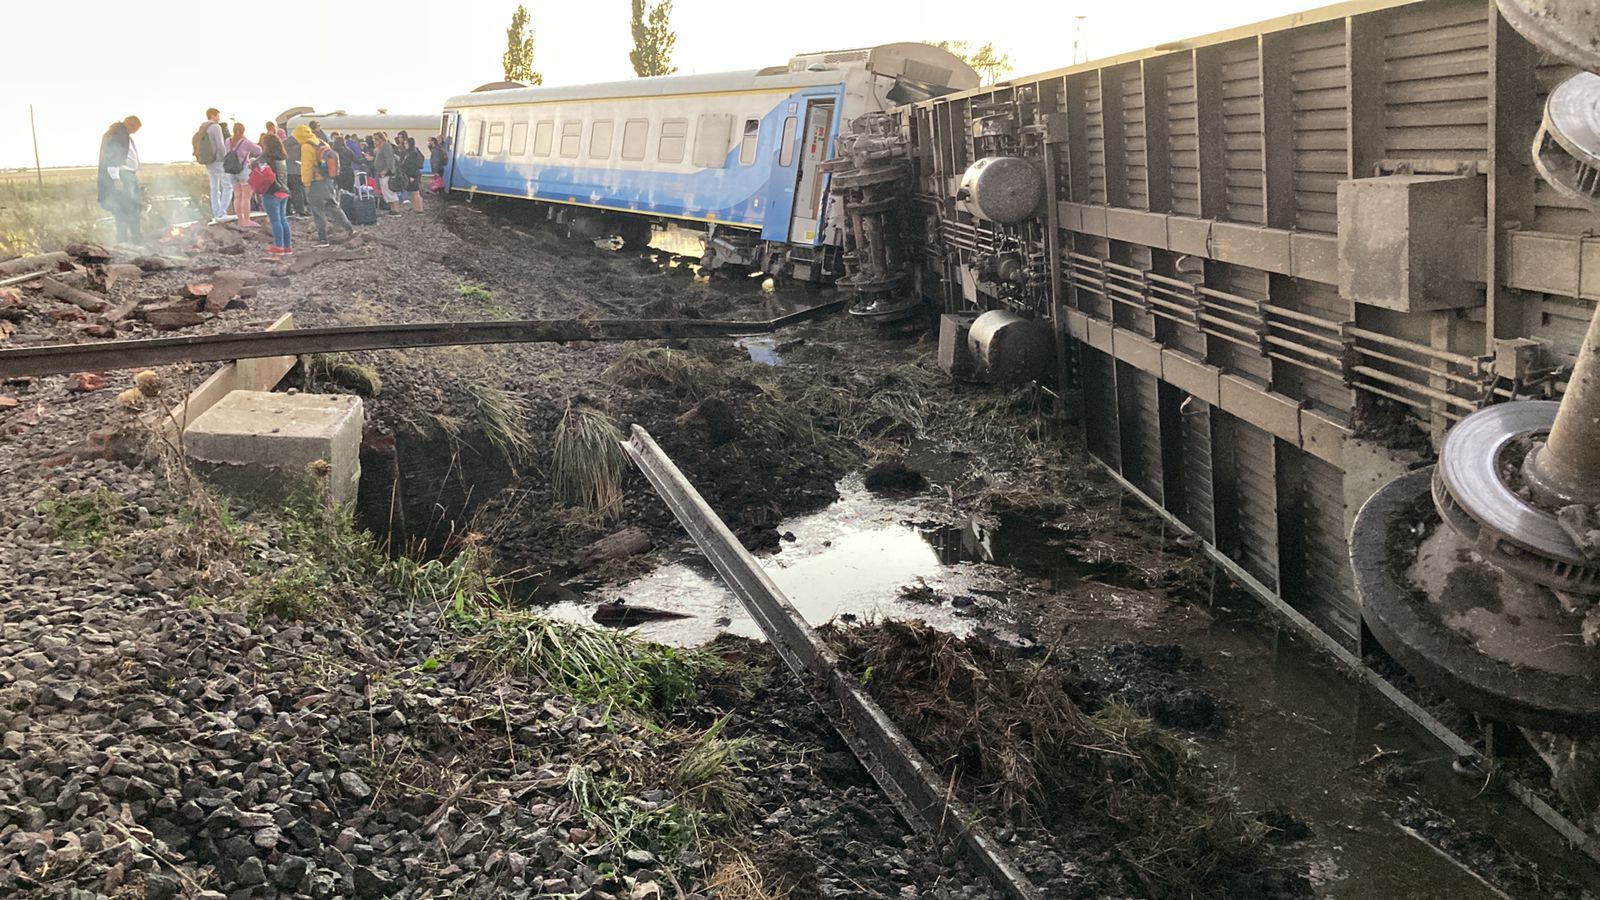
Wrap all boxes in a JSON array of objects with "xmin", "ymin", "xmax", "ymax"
[{"xmin": 372, "ymin": 132, "xmax": 402, "ymax": 216}]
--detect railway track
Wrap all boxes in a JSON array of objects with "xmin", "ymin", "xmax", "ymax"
[
  {"xmin": 0, "ymin": 300, "xmax": 846, "ymax": 379},
  {"xmin": 623, "ymin": 425, "xmax": 1043, "ymax": 900}
]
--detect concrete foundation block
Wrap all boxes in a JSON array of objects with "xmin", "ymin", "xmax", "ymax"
[{"xmin": 184, "ymin": 391, "xmax": 364, "ymax": 509}]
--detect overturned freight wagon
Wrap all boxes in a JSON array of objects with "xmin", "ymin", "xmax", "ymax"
[{"xmin": 840, "ymin": 0, "xmax": 1600, "ymax": 660}]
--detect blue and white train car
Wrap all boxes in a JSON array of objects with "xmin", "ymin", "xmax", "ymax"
[{"xmin": 440, "ymin": 44, "xmax": 977, "ymax": 280}]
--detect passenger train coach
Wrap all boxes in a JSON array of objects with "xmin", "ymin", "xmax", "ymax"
[{"xmin": 440, "ymin": 44, "xmax": 977, "ymax": 280}]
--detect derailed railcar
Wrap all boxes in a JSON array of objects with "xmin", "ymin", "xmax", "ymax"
[
  {"xmin": 864, "ymin": 0, "xmax": 1597, "ymax": 653},
  {"xmin": 440, "ymin": 45, "xmax": 977, "ymax": 280}
]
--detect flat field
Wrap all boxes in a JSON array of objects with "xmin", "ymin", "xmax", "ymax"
[{"xmin": 0, "ymin": 163, "xmax": 209, "ymax": 256}]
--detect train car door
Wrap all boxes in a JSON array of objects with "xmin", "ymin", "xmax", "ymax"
[{"xmin": 786, "ymin": 99, "xmax": 835, "ymax": 245}]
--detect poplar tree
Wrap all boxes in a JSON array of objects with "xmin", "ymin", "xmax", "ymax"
[
  {"xmin": 629, "ymin": 0, "xmax": 677, "ymax": 78},
  {"xmin": 504, "ymin": 5, "xmax": 544, "ymax": 85}
]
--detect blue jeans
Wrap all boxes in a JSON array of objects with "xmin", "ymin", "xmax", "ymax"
[{"xmin": 263, "ymin": 193, "xmax": 290, "ymax": 248}]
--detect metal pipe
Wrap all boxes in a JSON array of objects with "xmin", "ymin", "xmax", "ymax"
[
  {"xmin": 1347, "ymin": 325, "xmax": 1484, "ymax": 369},
  {"xmin": 1353, "ymin": 364, "xmax": 1478, "ymax": 410}
]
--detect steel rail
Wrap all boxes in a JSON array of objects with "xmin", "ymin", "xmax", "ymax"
[
  {"xmin": 0, "ymin": 300, "xmax": 847, "ymax": 379},
  {"xmin": 621, "ymin": 425, "xmax": 1044, "ymax": 900}
]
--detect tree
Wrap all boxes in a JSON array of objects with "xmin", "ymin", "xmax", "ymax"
[
  {"xmin": 503, "ymin": 4, "xmax": 543, "ymax": 85},
  {"xmin": 926, "ymin": 40, "xmax": 1014, "ymax": 87},
  {"xmin": 629, "ymin": 0, "xmax": 677, "ymax": 78}
]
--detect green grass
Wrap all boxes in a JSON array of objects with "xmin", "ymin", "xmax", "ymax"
[
  {"xmin": 456, "ymin": 283, "xmax": 493, "ymax": 302},
  {"xmin": 552, "ymin": 402, "xmax": 626, "ymax": 518},
  {"xmin": 38, "ymin": 487, "xmax": 125, "ymax": 548},
  {"xmin": 468, "ymin": 383, "xmax": 533, "ymax": 465},
  {"xmin": 239, "ymin": 556, "xmax": 328, "ymax": 622},
  {"xmin": 568, "ymin": 766, "xmax": 703, "ymax": 862}
]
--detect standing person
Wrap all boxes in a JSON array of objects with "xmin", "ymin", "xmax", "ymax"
[
  {"xmin": 98, "ymin": 116, "xmax": 143, "ymax": 246},
  {"xmin": 295, "ymin": 124, "xmax": 354, "ymax": 247},
  {"xmin": 257, "ymin": 133, "xmax": 293, "ymax": 255},
  {"xmin": 282, "ymin": 127, "xmax": 308, "ymax": 217},
  {"xmin": 372, "ymin": 133, "xmax": 401, "ymax": 215},
  {"xmin": 196, "ymin": 108, "xmax": 231, "ymax": 223},
  {"xmin": 401, "ymin": 137, "xmax": 425, "ymax": 212},
  {"xmin": 227, "ymin": 123, "xmax": 261, "ymax": 227},
  {"xmin": 429, "ymin": 136, "xmax": 448, "ymax": 193},
  {"xmin": 332, "ymin": 134, "xmax": 357, "ymax": 195}
]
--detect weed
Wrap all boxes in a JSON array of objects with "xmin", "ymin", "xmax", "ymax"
[
  {"xmin": 552, "ymin": 402, "xmax": 626, "ymax": 519},
  {"xmin": 672, "ymin": 715, "xmax": 753, "ymax": 819},
  {"xmin": 705, "ymin": 852, "xmax": 781, "ymax": 900},
  {"xmin": 38, "ymin": 487, "xmax": 125, "ymax": 547},
  {"xmin": 468, "ymin": 383, "xmax": 533, "ymax": 465},
  {"xmin": 568, "ymin": 766, "xmax": 702, "ymax": 861},
  {"xmin": 604, "ymin": 347, "xmax": 725, "ymax": 400},
  {"xmin": 456, "ymin": 283, "xmax": 493, "ymax": 302},
  {"xmin": 468, "ymin": 613, "xmax": 701, "ymax": 713},
  {"xmin": 239, "ymin": 556, "xmax": 327, "ymax": 622},
  {"xmin": 311, "ymin": 355, "xmax": 383, "ymax": 397}
]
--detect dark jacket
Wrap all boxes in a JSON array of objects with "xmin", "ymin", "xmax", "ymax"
[
  {"xmin": 96, "ymin": 122, "xmax": 133, "ymax": 210},
  {"xmin": 429, "ymin": 143, "xmax": 447, "ymax": 176},
  {"xmin": 283, "ymin": 134, "xmax": 301, "ymax": 179},
  {"xmin": 334, "ymin": 145, "xmax": 357, "ymax": 191},
  {"xmin": 400, "ymin": 146, "xmax": 424, "ymax": 190}
]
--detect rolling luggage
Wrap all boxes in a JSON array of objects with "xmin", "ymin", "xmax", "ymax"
[{"xmin": 342, "ymin": 175, "xmax": 378, "ymax": 226}]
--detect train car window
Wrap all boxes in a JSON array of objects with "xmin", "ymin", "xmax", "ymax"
[
  {"xmin": 509, "ymin": 122, "xmax": 529, "ymax": 156},
  {"xmin": 466, "ymin": 120, "xmax": 483, "ymax": 157},
  {"xmin": 692, "ymin": 114, "xmax": 732, "ymax": 168},
  {"xmin": 739, "ymin": 119, "xmax": 760, "ymax": 166},
  {"xmin": 559, "ymin": 121, "xmax": 582, "ymax": 158},
  {"xmin": 590, "ymin": 120, "xmax": 614, "ymax": 159},
  {"xmin": 658, "ymin": 119, "xmax": 687, "ymax": 163},
  {"xmin": 487, "ymin": 122, "xmax": 505, "ymax": 155},
  {"xmin": 778, "ymin": 116, "xmax": 798, "ymax": 166},
  {"xmin": 621, "ymin": 119, "xmax": 649, "ymax": 161},
  {"xmin": 533, "ymin": 121, "xmax": 553, "ymax": 157}
]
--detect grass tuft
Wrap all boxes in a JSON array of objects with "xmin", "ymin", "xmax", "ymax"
[
  {"xmin": 552, "ymin": 402, "xmax": 626, "ymax": 518},
  {"xmin": 468, "ymin": 383, "xmax": 533, "ymax": 465},
  {"xmin": 38, "ymin": 487, "xmax": 125, "ymax": 548},
  {"xmin": 604, "ymin": 347, "xmax": 725, "ymax": 400},
  {"xmin": 456, "ymin": 282, "xmax": 493, "ymax": 302},
  {"xmin": 672, "ymin": 714, "xmax": 753, "ymax": 819}
]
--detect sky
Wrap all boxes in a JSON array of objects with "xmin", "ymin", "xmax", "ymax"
[{"xmin": 1, "ymin": 0, "xmax": 1324, "ymax": 169}]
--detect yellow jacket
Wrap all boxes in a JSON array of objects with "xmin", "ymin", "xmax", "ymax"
[{"xmin": 295, "ymin": 125, "xmax": 322, "ymax": 184}]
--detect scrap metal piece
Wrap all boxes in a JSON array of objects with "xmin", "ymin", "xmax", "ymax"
[
  {"xmin": 1533, "ymin": 72, "xmax": 1600, "ymax": 209},
  {"xmin": 621, "ymin": 425, "xmax": 1043, "ymax": 900}
]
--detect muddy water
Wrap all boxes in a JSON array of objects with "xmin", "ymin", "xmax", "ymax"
[
  {"xmin": 544, "ymin": 466, "xmax": 1598, "ymax": 899},
  {"xmin": 543, "ymin": 477, "xmax": 1023, "ymax": 644}
]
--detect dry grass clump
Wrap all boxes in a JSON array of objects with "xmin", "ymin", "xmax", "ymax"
[
  {"xmin": 467, "ymin": 382, "xmax": 533, "ymax": 464},
  {"xmin": 604, "ymin": 347, "xmax": 726, "ymax": 400},
  {"xmin": 823, "ymin": 620, "xmax": 1271, "ymax": 898},
  {"xmin": 552, "ymin": 401, "xmax": 626, "ymax": 518},
  {"xmin": 704, "ymin": 852, "xmax": 782, "ymax": 900}
]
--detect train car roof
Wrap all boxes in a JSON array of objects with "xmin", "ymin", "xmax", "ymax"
[
  {"xmin": 443, "ymin": 67, "xmax": 844, "ymax": 109},
  {"xmin": 281, "ymin": 113, "xmax": 440, "ymax": 133}
]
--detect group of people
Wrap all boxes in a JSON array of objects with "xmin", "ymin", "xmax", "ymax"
[{"xmin": 96, "ymin": 110, "xmax": 451, "ymax": 252}]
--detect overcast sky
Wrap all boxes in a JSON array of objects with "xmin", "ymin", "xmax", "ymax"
[{"xmin": 2, "ymin": 0, "xmax": 1321, "ymax": 169}]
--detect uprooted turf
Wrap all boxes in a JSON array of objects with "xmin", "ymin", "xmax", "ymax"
[{"xmin": 821, "ymin": 620, "xmax": 1311, "ymax": 899}]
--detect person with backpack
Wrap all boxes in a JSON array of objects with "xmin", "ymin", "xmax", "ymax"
[
  {"xmin": 295, "ymin": 124, "xmax": 353, "ymax": 246},
  {"xmin": 226, "ymin": 123, "xmax": 261, "ymax": 228},
  {"xmin": 401, "ymin": 137, "xmax": 426, "ymax": 212},
  {"xmin": 254, "ymin": 133, "xmax": 293, "ymax": 255},
  {"xmin": 194, "ymin": 108, "xmax": 231, "ymax": 223},
  {"xmin": 98, "ymin": 116, "xmax": 144, "ymax": 246}
]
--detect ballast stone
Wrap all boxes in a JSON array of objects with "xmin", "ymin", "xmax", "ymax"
[{"xmin": 183, "ymin": 391, "xmax": 363, "ymax": 508}]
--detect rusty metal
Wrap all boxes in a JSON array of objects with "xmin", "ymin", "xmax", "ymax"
[
  {"xmin": 621, "ymin": 425, "xmax": 1044, "ymax": 900},
  {"xmin": 0, "ymin": 301, "xmax": 846, "ymax": 379}
]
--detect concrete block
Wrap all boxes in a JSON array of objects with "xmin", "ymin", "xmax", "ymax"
[
  {"xmin": 1337, "ymin": 175, "xmax": 1485, "ymax": 312},
  {"xmin": 938, "ymin": 314, "xmax": 977, "ymax": 378},
  {"xmin": 185, "ymin": 391, "xmax": 363, "ymax": 508}
]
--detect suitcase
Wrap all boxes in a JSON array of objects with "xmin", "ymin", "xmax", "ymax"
[{"xmin": 342, "ymin": 186, "xmax": 378, "ymax": 226}]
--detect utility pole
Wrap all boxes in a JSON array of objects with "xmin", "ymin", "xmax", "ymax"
[{"xmin": 29, "ymin": 104, "xmax": 42, "ymax": 187}]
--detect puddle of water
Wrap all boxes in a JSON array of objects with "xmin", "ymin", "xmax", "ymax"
[
  {"xmin": 736, "ymin": 336, "xmax": 784, "ymax": 366},
  {"xmin": 541, "ymin": 477, "xmax": 1088, "ymax": 645}
]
